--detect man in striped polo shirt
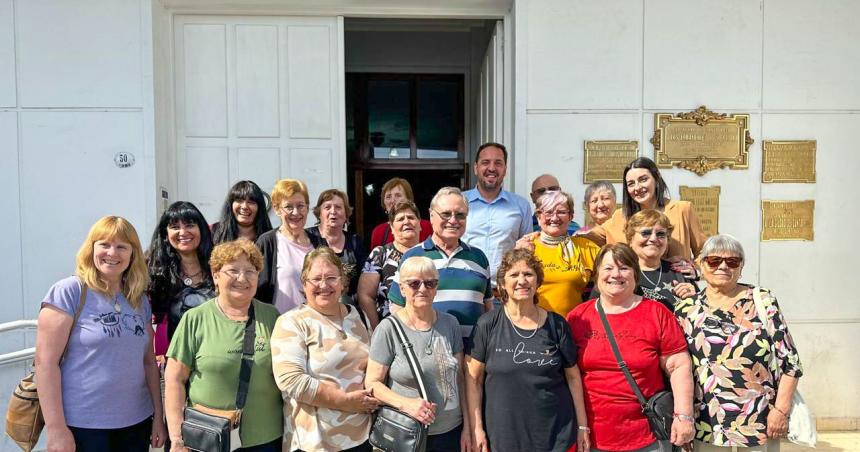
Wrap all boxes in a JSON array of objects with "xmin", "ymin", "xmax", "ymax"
[{"xmin": 388, "ymin": 187, "xmax": 493, "ymax": 349}]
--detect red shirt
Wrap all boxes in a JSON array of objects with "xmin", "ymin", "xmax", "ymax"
[
  {"xmin": 369, "ymin": 220, "xmax": 433, "ymax": 249},
  {"xmin": 566, "ymin": 298, "xmax": 687, "ymax": 451}
]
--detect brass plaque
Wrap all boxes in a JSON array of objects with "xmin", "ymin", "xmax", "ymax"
[
  {"xmin": 650, "ymin": 106, "xmax": 753, "ymax": 176},
  {"xmin": 762, "ymin": 140, "xmax": 816, "ymax": 183},
  {"xmin": 583, "ymin": 141, "xmax": 639, "ymax": 183},
  {"xmin": 679, "ymin": 186, "xmax": 720, "ymax": 237},
  {"xmin": 761, "ymin": 200, "xmax": 814, "ymax": 241}
]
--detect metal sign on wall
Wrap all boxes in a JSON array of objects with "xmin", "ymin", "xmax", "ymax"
[
  {"xmin": 583, "ymin": 140, "xmax": 638, "ymax": 183},
  {"xmin": 651, "ymin": 106, "xmax": 753, "ymax": 176},
  {"xmin": 679, "ymin": 186, "xmax": 720, "ymax": 237},
  {"xmin": 761, "ymin": 200, "xmax": 815, "ymax": 241},
  {"xmin": 762, "ymin": 140, "xmax": 816, "ymax": 183}
]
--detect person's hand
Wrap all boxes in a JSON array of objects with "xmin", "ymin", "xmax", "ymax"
[
  {"xmin": 671, "ymin": 280, "xmax": 697, "ymax": 299},
  {"xmin": 667, "ymin": 256, "xmax": 696, "ymax": 277},
  {"xmin": 460, "ymin": 424, "xmax": 473, "ymax": 452},
  {"xmin": 767, "ymin": 406, "xmax": 790, "ymax": 439},
  {"xmin": 171, "ymin": 444, "xmax": 190, "ymax": 452},
  {"xmin": 473, "ymin": 427, "xmax": 490, "ymax": 452},
  {"xmin": 515, "ymin": 232, "xmax": 538, "ymax": 252},
  {"xmin": 344, "ymin": 388, "xmax": 380, "ymax": 413},
  {"xmin": 46, "ymin": 425, "xmax": 76, "ymax": 452},
  {"xmin": 401, "ymin": 397, "xmax": 436, "ymax": 425},
  {"xmin": 576, "ymin": 427, "xmax": 591, "ymax": 452},
  {"xmin": 150, "ymin": 416, "xmax": 167, "ymax": 448},
  {"xmin": 671, "ymin": 415, "xmax": 695, "ymax": 446}
]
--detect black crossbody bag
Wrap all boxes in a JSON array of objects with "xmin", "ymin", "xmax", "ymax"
[
  {"xmin": 369, "ymin": 315, "xmax": 429, "ymax": 452},
  {"xmin": 596, "ymin": 301, "xmax": 674, "ymax": 440},
  {"xmin": 182, "ymin": 304, "xmax": 256, "ymax": 452}
]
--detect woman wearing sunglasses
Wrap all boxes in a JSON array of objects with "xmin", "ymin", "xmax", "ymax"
[
  {"xmin": 674, "ymin": 235, "xmax": 803, "ymax": 451},
  {"xmin": 365, "ymin": 256, "xmax": 470, "ymax": 451}
]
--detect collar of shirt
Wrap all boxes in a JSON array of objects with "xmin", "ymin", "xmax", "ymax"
[
  {"xmin": 464, "ymin": 187, "xmax": 511, "ymax": 205},
  {"xmin": 422, "ymin": 236, "xmax": 468, "ymax": 254}
]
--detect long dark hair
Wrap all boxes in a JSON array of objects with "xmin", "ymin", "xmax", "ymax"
[
  {"xmin": 212, "ymin": 180, "xmax": 273, "ymax": 244},
  {"xmin": 146, "ymin": 201, "xmax": 214, "ymax": 316},
  {"xmin": 621, "ymin": 157, "xmax": 670, "ymax": 218}
]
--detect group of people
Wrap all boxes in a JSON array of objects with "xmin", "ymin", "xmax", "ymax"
[{"xmin": 33, "ymin": 142, "xmax": 802, "ymax": 452}]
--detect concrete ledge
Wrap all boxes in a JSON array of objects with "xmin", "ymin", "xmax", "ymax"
[{"xmin": 817, "ymin": 417, "xmax": 860, "ymax": 431}]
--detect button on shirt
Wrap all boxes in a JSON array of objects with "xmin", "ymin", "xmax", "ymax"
[{"xmin": 462, "ymin": 188, "xmax": 533, "ymax": 281}]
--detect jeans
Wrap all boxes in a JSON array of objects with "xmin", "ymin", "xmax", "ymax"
[
  {"xmin": 68, "ymin": 416, "xmax": 152, "ymax": 452},
  {"xmin": 427, "ymin": 423, "xmax": 463, "ymax": 452}
]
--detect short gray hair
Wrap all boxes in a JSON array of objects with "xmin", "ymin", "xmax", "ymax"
[
  {"xmin": 399, "ymin": 256, "xmax": 439, "ymax": 280},
  {"xmin": 584, "ymin": 181, "xmax": 616, "ymax": 203},
  {"xmin": 429, "ymin": 186, "xmax": 468, "ymax": 213},
  {"xmin": 697, "ymin": 234, "xmax": 745, "ymax": 261}
]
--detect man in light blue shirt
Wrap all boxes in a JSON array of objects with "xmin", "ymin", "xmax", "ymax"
[{"xmin": 462, "ymin": 142, "xmax": 533, "ymax": 283}]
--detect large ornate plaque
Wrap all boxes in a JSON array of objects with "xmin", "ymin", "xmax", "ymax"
[
  {"xmin": 583, "ymin": 140, "xmax": 639, "ymax": 183},
  {"xmin": 679, "ymin": 186, "xmax": 720, "ymax": 236},
  {"xmin": 762, "ymin": 140, "xmax": 816, "ymax": 183},
  {"xmin": 761, "ymin": 200, "xmax": 814, "ymax": 241},
  {"xmin": 650, "ymin": 106, "xmax": 753, "ymax": 176}
]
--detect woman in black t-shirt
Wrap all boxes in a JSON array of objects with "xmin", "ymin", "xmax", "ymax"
[{"xmin": 466, "ymin": 249, "xmax": 589, "ymax": 452}]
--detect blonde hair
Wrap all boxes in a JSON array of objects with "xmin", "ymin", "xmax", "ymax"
[
  {"xmin": 272, "ymin": 179, "xmax": 309, "ymax": 207},
  {"xmin": 624, "ymin": 209, "xmax": 674, "ymax": 243},
  {"xmin": 75, "ymin": 216, "xmax": 149, "ymax": 310},
  {"xmin": 300, "ymin": 247, "xmax": 345, "ymax": 282},
  {"xmin": 209, "ymin": 238, "xmax": 264, "ymax": 273},
  {"xmin": 399, "ymin": 256, "xmax": 439, "ymax": 281}
]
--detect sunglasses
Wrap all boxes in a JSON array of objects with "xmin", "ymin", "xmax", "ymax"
[
  {"xmin": 433, "ymin": 209, "xmax": 467, "ymax": 222},
  {"xmin": 702, "ymin": 256, "xmax": 743, "ymax": 269},
  {"xmin": 403, "ymin": 279, "xmax": 439, "ymax": 291},
  {"xmin": 637, "ymin": 228, "xmax": 668, "ymax": 240}
]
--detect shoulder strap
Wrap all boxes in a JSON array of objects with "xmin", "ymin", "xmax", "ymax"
[
  {"xmin": 386, "ymin": 316, "xmax": 429, "ymax": 401},
  {"xmin": 595, "ymin": 300, "xmax": 648, "ymax": 408},
  {"xmin": 60, "ymin": 283, "xmax": 89, "ymax": 363},
  {"xmin": 235, "ymin": 303, "xmax": 256, "ymax": 410},
  {"xmin": 750, "ymin": 286, "xmax": 773, "ymax": 336},
  {"xmin": 382, "ymin": 225, "xmax": 391, "ymax": 244}
]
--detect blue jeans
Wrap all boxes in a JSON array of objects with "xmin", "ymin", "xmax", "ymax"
[
  {"xmin": 69, "ymin": 416, "xmax": 152, "ymax": 452},
  {"xmin": 427, "ymin": 423, "xmax": 463, "ymax": 452}
]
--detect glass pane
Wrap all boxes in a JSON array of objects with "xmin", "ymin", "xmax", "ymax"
[
  {"xmin": 417, "ymin": 80, "xmax": 459, "ymax": 159},
  {"xmin": 368, "ymin": 80, "xmax": 411, "ymax": 159}
]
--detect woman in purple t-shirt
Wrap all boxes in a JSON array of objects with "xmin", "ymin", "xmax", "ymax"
[{"xmin": 35, "ymin": 216, "xmax": 166, "ymax": 451}]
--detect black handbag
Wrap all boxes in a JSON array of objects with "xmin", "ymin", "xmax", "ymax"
[
  {"xmin": 596, "ymin": 301, "xmax": 674, "ymax": 440},
  {"xmin": 369, "ymin": 316, "xmax": 429, "ymax": 452},
  {"xmin": 181, "ymin": 304, "xmax": 256, "ymax": 452}
]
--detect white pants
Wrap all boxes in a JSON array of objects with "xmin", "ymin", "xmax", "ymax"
[{"xmin": 694, "ymin": 439, "xmax": 781, "ymax": 452}]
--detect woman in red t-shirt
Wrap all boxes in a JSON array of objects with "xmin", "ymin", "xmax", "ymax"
[{"xmin": 567, "ymin": 243, "xmax": 694, "ymax": 451}]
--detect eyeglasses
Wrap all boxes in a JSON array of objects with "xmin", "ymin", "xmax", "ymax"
[
  {"xmin": 432, "ymin": 209, "xmax": 467, "ymax": 222},
  {"xmin": 533, "ymin": 186, "xmax": 560, "ymax": 196},
  {"xmin": 703, "ymin": 317, "xmax": 740, "ymax": 335},
  {"xmin": 280, "ymin": 204, "xmax": 307, "ymax": 213},
  {"xmin": 702, "ymin": 256, "xmax": 743, "ymax": 269},
  {"xmin": 540, "ymin": 209, "xmax": 570, "ymax": 218},
  {"xmin": 305, "ymin": 275, "xmax": 342, "ymax": 287},
  {"xmin": 220, "ymin": 269, "xmax": 259, "ymax": 280},
  {"xmin": 637, "ymin": 228, "xmax": 668, "ymax": 240},
  {"xmin": 403, "ymin": 279, "xmax": 439, "ymax": 291}
]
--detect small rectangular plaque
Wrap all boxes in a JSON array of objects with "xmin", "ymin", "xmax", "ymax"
[
  {"xmin": 761, "ymin": 200, "xmax": 814, "ymax": 241},
  {"xmin": 762, "ymin": 140, "xmax": 816, "ymax": 183},
  {"xmin": 679, "ymin": 186, "xmax": 720, "ymax": 237},
  {"xmin": 583, "ymin": 141, "xmax": 639, "ymax": 183}
]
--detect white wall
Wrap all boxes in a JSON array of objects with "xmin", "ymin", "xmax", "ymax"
[{"xmin": 515, "ymin": 0, "xmax": 860, "ymax": 428}]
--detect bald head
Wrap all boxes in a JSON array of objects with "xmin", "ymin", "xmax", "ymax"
[{"xmin": 530, "ymin": 174, "xmax": 561, "ymax": 203}]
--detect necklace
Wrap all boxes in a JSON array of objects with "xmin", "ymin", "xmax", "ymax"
[
  {"xmin": 539, "ymin": 231, "xmax": 567, "ymax": 247},
  {"xmin": 112, "ymin": 292, "xmax": 122, "ymax": 313},
  {"xmin": 505, "ymin": 308, "xmax": 541, "ymax": 339},
  {"xmin": 321, "ymin": 306, "xmax": 347, "ymax": 339},
  {"xmin": 182, "ymin": 269, "xmax": 202, "ymax": 286},
  {"xmin": 405, "ymin": 308, "xmax": 437, "ymax": 355},
  {"xmin": 640, "ymin": 264, "xmax": 663, "ymax": 288}
]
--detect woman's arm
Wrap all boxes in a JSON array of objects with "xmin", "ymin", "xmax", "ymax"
[
  {"xmin": 364, "ymin": 360, "xmax": 435, "ymax": 424},
  {"xmin": 661, "ymin": 351, "xmax": 695, "ymax": 446},
  {"xmin": 767, "ymin": 374, "xmax": 798, "ymax": 438},
  {"xmin": 457, "ymin": 352, "xmax": 472, "ymax": 452},
  {"xmin": 34, "ymin": 306, "xmax": 76, "ymax": 452},
  {"xmin": 564, "ymin": 366, "xmax": 590, "ymax": 452},
  {"xmin": 356, "ymin": 273, "xmax": 382, "ymax": 329},
  {"xmin": 144, "ymin": 326, "xmax": 166, "ymax": 448},
  {"xmin": 465, "ymin": 356, "xmax": 488, "ymax": 452},
  {"xmin": 164, "ymin": 358, "xmax": 191, "ymax": 450}
]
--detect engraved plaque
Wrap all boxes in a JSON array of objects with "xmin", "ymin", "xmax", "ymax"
[
  {"xmin": 761, "ymin": 200, "xmax": 814, "ymax": 241},
  {"xmin": 651, "ymin": 106, "xmax": 752, "ymax": 176},
  {"xmin": 679, "ymin": 186, "xmax": 720, "ymax": 237},
  {"xmin": 762, "ymin": 140, "xmax": 816, "ymax": 183},
  {"xmin": 583, "ymin": 141, "xmax": 639, "ymax": 183}
]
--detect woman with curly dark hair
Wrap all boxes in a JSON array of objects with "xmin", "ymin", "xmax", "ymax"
[
  {"xmin": 147, "ymin": 201, "xmax": 216, "ymax": 345},
  {"xmin": 211, "ymin": 180, "xmax": 273, "ymax": 244}
]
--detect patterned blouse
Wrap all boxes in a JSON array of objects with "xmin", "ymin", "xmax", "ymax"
[
  {"xmin": 674, "ymin": 285, "xmax": 803, "ymax": 447},
  {"xmin": 271, "ymin": 305, "xmax": 372, "ymax": 451},
  {"xmin": 361, "ymin": 243, "xmax": 404, "ymax": 320}
]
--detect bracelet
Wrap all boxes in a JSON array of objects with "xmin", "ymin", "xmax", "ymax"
[
  {"xmin": 578, "ymin": 425, "xmax": 590, "ymax": 432},
  {"xmin": 673, "ymin": 413, "xmax": 695, "ymax": 423},
  {"xmin": 171, "ymin": 438, "xmax": 184, "ymax": 447},
  {"xmin": 770, "ymin": 404, "xmax": 791, "ymax": 420}
]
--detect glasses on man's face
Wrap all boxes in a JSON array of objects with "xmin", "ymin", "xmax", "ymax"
[
  {"xmin": 403, "ymin": 279, "xmax": 439, "ymax": 291},
  {"xmin": 220, "ymin": 269, "xmax": 259, "ymax": 280},
  {"xmin": 533, "ymin": 186, "xmax": 560, "ymax": 196},
  {"xmin": 305, "ymin": 275, "xmax": 342, "ymax": 287},
  {"xmin": 702, "ymin": 256, "xmax": 742, "ymax": 269},
  {"xmin": 280, "ymin": 204, "xmax": 307, "ymax": 213},
  {"xmin": 433, "ymin": 209, "xmax": 467, "ymax": 222},
  {"xmin": 637, "ymin": 228, "xmax": 668, "ymax": 240}
]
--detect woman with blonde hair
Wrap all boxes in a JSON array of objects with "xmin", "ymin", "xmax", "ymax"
[
  {"xmin": 36, "ymin": 216, "xmax": 166, "ymax": 451},
  {"xmin": 256, "ymin": 178, "xmax": 313, "ymax": 312}
]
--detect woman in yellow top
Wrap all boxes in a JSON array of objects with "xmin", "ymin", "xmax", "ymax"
[{"xmin": 517, "ymin": 190, "xmax": 599, "ymax": 317}]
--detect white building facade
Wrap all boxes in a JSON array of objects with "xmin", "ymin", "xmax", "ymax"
[{"xmin": 1, "ymin": 0, "xmax": 857, "ymax": 448}]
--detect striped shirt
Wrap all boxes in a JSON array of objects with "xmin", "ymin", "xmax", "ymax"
[{"xmin": 388, "ymin": 237, "xmax": 493, "ymax": 337}]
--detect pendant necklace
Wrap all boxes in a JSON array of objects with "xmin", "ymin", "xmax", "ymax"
[
  {"xmin": 640, "ymin": 264, "xmax": 663, "ymax": 289},
  {"xmin": 322, "ymin": 307, "xmax": 347, "ymax": 339},
  {"xmin": 406, "ymin": 309, "xmax": 436, "ymax": 355},
  {"xmin": 506, "ymin": 308, "xmax": 540, "ymax": 339},
  {"xmin": 112, "ymin": 292, "xmax": 122, "ymax": 313},
  {"xmin": 182, "ymin": 270, "xmax": 202, "ymax": 286}
]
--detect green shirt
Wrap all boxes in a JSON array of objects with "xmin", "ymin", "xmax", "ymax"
[{"xmin": 167, "ymin": 299, "xmax": 283, "ymax": 446}]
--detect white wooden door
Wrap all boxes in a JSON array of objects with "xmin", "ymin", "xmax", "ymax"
[
  {"xmin": 477, "ymin": 20, "xmax": 504, "ymax": 146},
  {"xmin": 174, "ymin": 15, "xmax": 345, "ymax": 222}
]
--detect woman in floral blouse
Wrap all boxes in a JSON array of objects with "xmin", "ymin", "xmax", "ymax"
[{"xmin": 674, "ymin": 234, "xmax": 803, "ymax": 451}]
